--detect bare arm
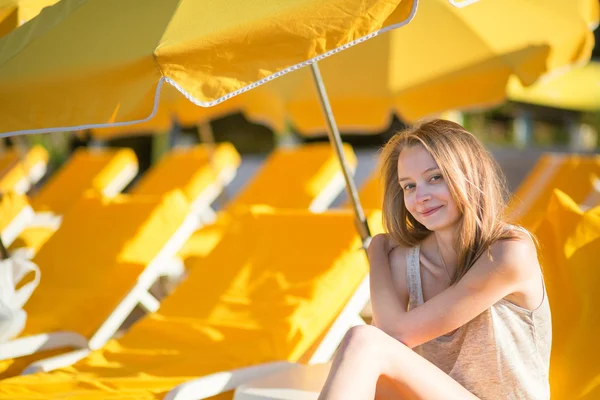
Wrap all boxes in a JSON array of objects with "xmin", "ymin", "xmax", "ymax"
[
  {"xmin": 367, "ymin": 234, "xmax": 409, "ymax": 333},
  {"xmin": 369, "ymin": 232, "xmax": 539, "ymax": 349},
  {"xmin": 389, "ymin": 235, "xmax": 539, "ymax": 348}
]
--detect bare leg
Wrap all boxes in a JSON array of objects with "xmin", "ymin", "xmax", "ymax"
[
  {"xmin": 375, "ymin": 375, "xmax": 419, "ymax": 400},
  {"xmin": 318, "ymin": 325, "xmax": 479, "ymax": 400}
]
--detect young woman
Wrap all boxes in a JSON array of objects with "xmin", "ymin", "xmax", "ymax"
[{"xmin": 318, "ymin": 119, "xmax": 551, "ymax": 399}]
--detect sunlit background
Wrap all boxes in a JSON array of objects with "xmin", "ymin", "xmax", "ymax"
[{"xmin": 0, "ymin": 1, "xmax": 599, "ymax": 399}]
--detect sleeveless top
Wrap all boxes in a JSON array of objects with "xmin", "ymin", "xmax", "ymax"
[{"xmin": 405, "ymin": 243, "xmax": 552, "ymax": 399}]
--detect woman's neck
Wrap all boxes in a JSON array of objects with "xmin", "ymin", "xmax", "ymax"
[{"xmin": 432, "ymin": 227, "xmax": 458, "ymax": 269}]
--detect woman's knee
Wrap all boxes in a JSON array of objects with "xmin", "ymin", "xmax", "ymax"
[{"xmin": 339, "ymin": 325, "xmax": 384, "ymax": 357}]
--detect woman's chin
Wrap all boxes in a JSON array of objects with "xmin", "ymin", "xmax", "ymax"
[{"xmin": 421, "ymin": 216, "xmax": 459, "ymax": 232}]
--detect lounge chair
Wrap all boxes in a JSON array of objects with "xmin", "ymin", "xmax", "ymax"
[
  {"xmin": 0, "ymin": 207, "xmax": 382, "ymax": 400},
  {"xmin": 0, "ymin": 145, "xmax": 48, "ymax": 194},
  {"xmin": 0, "ymin": 190, "xmax": 198, "ymax": 379}
]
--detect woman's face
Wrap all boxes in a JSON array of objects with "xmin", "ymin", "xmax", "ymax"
[{"xmin": 397, "ymin": 144, "xmax": 461, "ymax": 231}]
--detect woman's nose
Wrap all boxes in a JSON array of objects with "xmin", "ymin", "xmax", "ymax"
[{"xmin": 415, "ymin": 187, "xmax": 432, "ymax": 203}]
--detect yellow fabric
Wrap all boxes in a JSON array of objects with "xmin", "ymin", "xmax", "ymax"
[
  {"xmin": 75, "ymin": 0, "xmax": 597, "ymax": 137},
  {"xmin": 0, "ymin": 0, "xmax": 59, "ymax": 38},
  {"xmin": 0, "ymin": 0, "xmax": 416, "ymax": 136},
  {"xmin": 0, "ymin": 190, "xmax": 28, "ymax": 223},
  {"xmin": 80, "ymin": 0, "xmax": 599, "ymax": 137},
  {"xmin": 356, "ymin": 172, "xmax": 384, "ymax": 211},
  {"xmin": 91, "ymin": 85, "xmax": 245, "ymax": 139},
  {"xmin": 507, "ymin": 154, "xmax": 559, "ymax": 226},
  {"xmin": 177, "ymin": 210, "xmax": 237, "ymax": 265},
  {"xmin": 8, "ymin": 225, "xmax": 54, "ymax": 253},
  {"xmin": 85, "ymin": 0, "xmax": 599, "ymax": 136},
  {"xmin": 30, "ymin": 148, "xmax": 138, "ymax": 214},
  {"xmin": 244, "ymin": 0, "xmax": 597, "ymax": 133},
  {"xmin": 0, "ymin": 190, "xmax": 191, "ymax": 379},
  {"xmin": 508, "ymin": 154, "xmax": 600, "ymax": 230},
  {"xmin": 178, "ymin": 143, "xmax": 357, "ymax": 266},
  {"xmin": 533, "ymin": 190, "xmax": 600, "ymax": 399},
  {"xmin": 232, "ymin": 143, "xmax": 356, "ymax": 208},
  {"xmin": 0, "ymin": 208, "xmax": 383, "ymax": 399},
  {"xmin": 0, "ymin": 145, "xmax": 48, "ymax": 193},
  {"xmin": 131, "ymin": 142, "xmax": 240, "ymax": 202},
  {"xmin": 0, "ymin": 190, "xmax": 29, "ymax": 232},
  {"xmin": 508, "ymin": 61, "xmax": 600, "ymax": 111}
]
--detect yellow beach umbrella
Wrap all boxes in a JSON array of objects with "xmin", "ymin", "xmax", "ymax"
[
  {"xmin": 507, "ymin": 61, "xmax": 600, "ymax": 112},
  {"xmin": 0, "ymin": 0, "xmax": 418, "ymax": 137},
  {"xmin": 90, "ymin": 84, "xmax": 245, "ymax": 139},
  {"xmin": 0, "ymin": 0, "xmax": 426, "ymax": 242},
  {"xmin": 2, "ymin": 0, "xmax": 594, "ymax": 138},
  {"xmin": 242, "ymin": 0, "xmax": 598, "ymax": 135},
  {"xmin": 0, "ymin": 0, "xmax": 58, "ymax": 37},
  {"xmin": 94, "ymin": 0, "xmax": 597, "ymax": 138}
]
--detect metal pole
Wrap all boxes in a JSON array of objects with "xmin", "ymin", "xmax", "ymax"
[{"xmin": 310, "ymin": 62, "xmax": 371, "ymax": 247}]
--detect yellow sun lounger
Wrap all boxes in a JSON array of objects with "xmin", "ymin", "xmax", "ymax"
[
  {"xmin": 224, "ymin": 189, "xmax": 600, "ymax": 400},
  {"xmin": 9, "ymin": 148, "xmax": 140, "ymax": 254},
  {"xmin": 579, "ymin": 173, "xmax": 600, "ymax": 211},
  {"xmin": 31, "ymin": 147, "xmax": 139, "ymax": 215},
  {"xmin": 0, "ymin": 145, "xmax": 48, "ymax": 194},
  {"xmin": 0, "ymin": 192, "xmax": 34, "ymax": 247},
  {"xmin": 533, "ymin": 190, "xmax": 600, "ymax": 400},
  {"xmin": 355, "ymin": 172, "xmax": 383, "ymax": 211},
  {"xmin": 0, "ymin": 207, "xmax": 382, "ymax": 399},
  {"xmin": 231, "ymin": 143, "xmax": 357, "ymax": 212},
  {"xmin": 178, "ymin": 143, "xmax": 358, "ymax": 265},
  {"xmin": 0, "ymin": 190, "xmax": 199, "ymax": 379},
  {"xmin": 131, "ymin": 142, "xmax": 241, "ymax": 220},
  {"xmin": 507, "ymin": 153, "xmax": 600, "ymax": 230}
]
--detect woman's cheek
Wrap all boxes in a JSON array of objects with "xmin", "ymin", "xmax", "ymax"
[{"xmin": 404, "ymin": 195, "xmax": 416, "ymax": 215}]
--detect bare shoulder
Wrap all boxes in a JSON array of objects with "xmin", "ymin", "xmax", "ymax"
[
  {"xmin": 387, "ymin": 243, "xmax": 411, "ymax": 297},
  {"xmin": 388, "ymin": 244, "xmax": 409, "ymax": 270},
  {"xmin": 367, "ymin": 234, "xmax": 411, "ymax": 307},
  {"xmin": 486, "ymin": 227, "xmax": 540, "ymax": 283},
  {"xmin": 368, "ymin": 234, "xmax": 410, "ymax": 268}
]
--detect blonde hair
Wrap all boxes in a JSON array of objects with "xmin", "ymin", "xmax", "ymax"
[{"xmin": 381, "ymin": 119, "xmax": 518, "ymax": 285}]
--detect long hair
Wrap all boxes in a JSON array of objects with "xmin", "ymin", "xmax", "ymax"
[{"xmin": 380, "ymin": 119, "xmax": 518, "ymax": 285}]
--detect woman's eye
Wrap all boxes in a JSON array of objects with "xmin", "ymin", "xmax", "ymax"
[
  {"xmin": 430, "ymin": 174, "xmax": 442, "ymax": 182},
  {"xmin": 403, "ymin": 183, "xmax": 415, "ymax": 190}
]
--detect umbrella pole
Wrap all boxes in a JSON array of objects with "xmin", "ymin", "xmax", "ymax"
[{"xmin": 310, "ymin": 62, "xmax": 372, "ymax": 247}]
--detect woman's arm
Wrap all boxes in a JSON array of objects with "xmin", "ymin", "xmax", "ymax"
[
  {"xmin": 367, "ymin": 234, "xmax": 409, "ymax": 335},
  {"xmin": 384, "ymin": 235, "xmax": 539, "ymax": 348}
]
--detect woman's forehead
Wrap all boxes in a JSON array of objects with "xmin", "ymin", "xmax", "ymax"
[{"xmin": 397, "ymin": 145, "xmax": 438, "ymax": 175}]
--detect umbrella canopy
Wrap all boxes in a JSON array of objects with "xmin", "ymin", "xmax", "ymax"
[
  {"xmin": 90, "ymin": 84, "xmax": 246, "ymax": 139},
  {"xmin": 95, "ymin": 0, "xmax": 598, "ymax": 138},
  {"xmin": 507, "ymin": 61, "xmax": 600, "ymax": 112},
  {"xmin": 242, "ymin": 0, "xmax": 599, "ymax": 135},
  {"xmin": 2, "ymin": 0, "xmax": 595, "ymax": 138},
  {"xmin": 0, "ymin": 0, "xmax": 418, "ymax": 137},
  {"xmin": 0, "ymin": 0, "xmax": 58, "ymax": 37}
]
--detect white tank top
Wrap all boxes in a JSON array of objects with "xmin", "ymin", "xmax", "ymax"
[{"xmin": 406, "ymin": 245, "xmax": 552, "ymax": 399}]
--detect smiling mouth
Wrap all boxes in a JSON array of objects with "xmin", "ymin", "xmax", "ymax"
[{"xmin": 420, "ymin": 206, "xmax": 443, "ymax": 217}]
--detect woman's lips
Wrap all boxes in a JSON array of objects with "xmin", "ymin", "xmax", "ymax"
[{"xmin": 420, "ymin": 205, "xmax": 443, "ymax": 217}]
